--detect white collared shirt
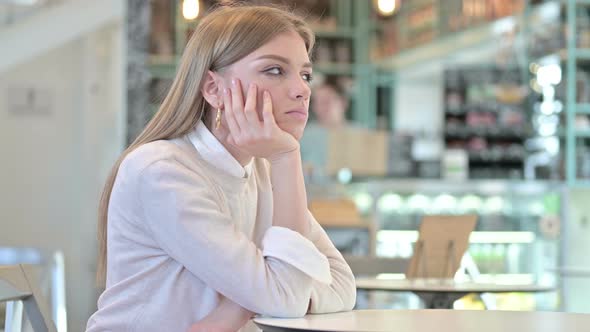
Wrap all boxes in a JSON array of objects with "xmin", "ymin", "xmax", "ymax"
[
  {"xmin": 188, "ymin": 120, "xmax": 253, "ymax": 178},
  {"xmin": 86, "ymin": 132, "xmax": 356, "ymax": 332}
]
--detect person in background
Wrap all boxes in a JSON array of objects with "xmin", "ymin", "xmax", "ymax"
[
  {"xmin": 299, "ymin": 79, "xmax": 350, "ymax": 182},
  {"xmin": 85, "ymin": 4, "xmax": 356, "ymax": 332},
  {"xmin": 310, "ymin": 80, "xmax": 349, "ymax": 128}
]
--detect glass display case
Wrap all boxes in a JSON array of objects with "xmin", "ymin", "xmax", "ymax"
[{"xmin": 308, "ymin": 179, "xmax": 565, "ymax": 310}]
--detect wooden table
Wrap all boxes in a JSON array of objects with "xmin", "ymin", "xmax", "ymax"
[
  {"xmin": 355, "ymin": 278, "xmax": 555, "ymax": 309},
  {"xmin": 253, "ymin": 309, "xmax": 590, "ymax": 332}
]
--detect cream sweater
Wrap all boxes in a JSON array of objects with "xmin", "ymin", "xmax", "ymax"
[{"xmin": 86, "ymin": 123, "xmax": 356, "ymax": 332}]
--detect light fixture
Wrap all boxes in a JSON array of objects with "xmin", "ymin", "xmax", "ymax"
[
  {"xmin": 375, "ymin": 0, "xmax": 399, "ymax": 17},
  {"xmin": 377, "ymin": 193, "xmax": 403, "ymax": 215},
  {"xmin": 353, "ymin": 192, "xmax": 374, "ymax": 215},
  {"xmin": 182, "ymin": 0, "xmax": 200, "ymax": 20},
  {"xmin": 536, "ymin": 64, "xmax": 562, "ymax": 86}
]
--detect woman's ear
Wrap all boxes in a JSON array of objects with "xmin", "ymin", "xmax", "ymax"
[{"xmin": 201, "ymin": 70, "xmax": 223, "ymax": 109}]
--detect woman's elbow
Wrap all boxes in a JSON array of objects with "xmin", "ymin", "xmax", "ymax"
[
  {"xmin": 343, "ymin": 287, "xmax": 357, "ymax": 311},
  {"xmin": 255, "ymin": 261, "xmax": 316, "ymax": 317},
  {"xmin": 338, "ymin": 273, "xmax": 358, "ymax": 311},
  {"xmin": 256, "ymin": 292, "xmax": 310, "ymax": 318}
]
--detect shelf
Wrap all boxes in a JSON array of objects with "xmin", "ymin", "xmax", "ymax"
[
  {"xmin": 377, "ymin": 22, "xmax": 496, "ymax": 69},
  {"xmin": 575, "ymin": 129, "xmax": 590, "ymax": 137},
  {"xmin": 467, "ymin": 150, "xmax": 525, "ymax": 160},
  {"xmin": 469, "ymin": 157, "xmax": 524, "ymax": 164},
  {"xmin": 369, "ymin": 21, "xmax": 382, "ymax": 32},
  {"xmin": 445, "ymin": 128, "xmax": 528, "ymax": 140},
  {"xmin": 575, "ymin": 49, "xmax": 590, "ymax": 61},
  {"xmin": 150, "ymin": 60, "xmax": 355, "ymax": 79},
  {"xmin": 445, "ymin": 103, "xmax": 525, "ymax": 115},
  {"xmin": 404, "ymin": 23, "xmax": 438, "ymax": 37},
  {"xmin": 148, "ymin": 55, "xmax": 178, "ymax": 79},
  {"xmin": 445, "ymin": 111, "xmax": 468, "ymax": 117},
  {"xmin": 575, "ymin": 103, "xmax": 590, "ymax": 114},
  {"xmin": 149, "ymin": 63, "xmax": 176, "ymax": 79},
  {"xmin": 314, "ymin": 28, "xmax": 355, "ymax": 39},
  {"xmin": 569, "ymin": 180, "xmax": 590, "ymax": 188},
  {"xmin": 314, "ymin": 62, "xmax": 355, "ymax": 75},
  {"xmin": 377, "ymin": 2, "xmax": 555, "ymax": 70},
  {"xmin": 307, "ymin": 179, "xmax": 565, "ymax": 196},
  {"xmin": 398, "ymin": 0, "xmax": 437, "ymax": 13},
  {"xmin": 533, "ymin": 48, "xmax": 590, "ymax": 65},
  {"xmin": 377, "ymin": 14, "xmax": 511, "ymax": 69}
]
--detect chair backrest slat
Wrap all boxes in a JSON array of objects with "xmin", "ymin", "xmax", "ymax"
[
  {"xmin": 0, "ymin": 264, "xmax": 57, "ymax": 332},
  {"xmin": 0, "ymin": 279, "xmax": 31, "ymax": 302}
]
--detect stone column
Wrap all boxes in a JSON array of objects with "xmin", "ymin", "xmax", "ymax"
[{"xmin": 126, "ymin": 0, "xmax": 151, "ymax": 144}]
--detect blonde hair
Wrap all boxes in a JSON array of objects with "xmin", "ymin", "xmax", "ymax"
[{"xmin": 96, "ymin": 4, "xmax": 315, "ymax": 285}]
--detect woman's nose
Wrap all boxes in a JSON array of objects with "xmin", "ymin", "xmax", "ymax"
[{"xmin": 289, "ymin": 77, "xmax": 311, "ymax": 101}]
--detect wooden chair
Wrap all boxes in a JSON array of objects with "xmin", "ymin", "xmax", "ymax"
[{"xmin": 1, "ymin": 264, "xmax": 57, "ymax": 332}]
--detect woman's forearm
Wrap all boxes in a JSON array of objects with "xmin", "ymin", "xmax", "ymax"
[
  {"xmin": 269, "ymin": 149, "xmax": 310, "ymax": 236},
  {"xmin": 188, "ymin": 297, "xmax": 253, "ymax": 332}
]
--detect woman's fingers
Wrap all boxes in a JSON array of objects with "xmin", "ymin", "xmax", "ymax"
[
  {"xmin": 222, "ymin": 86, "xmax": 241, "ymax": 137},
  {"xmin": 230, "ymin": 79, "xmax": 248, "ymax": 130},
  {"xmin": 221, "ymin": 86, "xmax": 298, "ymax": 158},
  {"xmin": 262, "ymin": 90, "xmax": 276, "ymax": 134},
  {"xmin": 226, "ymin": 132, "xmax": 236, "ymax": 146},
  {"xmin": 243, "ymin": 83, "xmax": 262, "ymax": 130},
  {"xmin": 221, "ymin": 79, "xmax": 287, "ymax": 156}
]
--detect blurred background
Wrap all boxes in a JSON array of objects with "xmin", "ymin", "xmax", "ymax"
[{"xmin": 1, "ymin": 0, "xmax": 590, "ymax": 331}]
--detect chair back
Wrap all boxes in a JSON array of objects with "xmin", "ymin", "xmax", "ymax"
[
  {"xmin": 344, "ymin": 255, "xmax": 409, "ymax": 276},
  {"xmin": 0, "ymin": 264, "xmax": 57, "ymax": 332}
]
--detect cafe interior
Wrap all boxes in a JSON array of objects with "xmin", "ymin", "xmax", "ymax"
[{"xmin": 1, "ymin": 0, "xmax": 590, "ymax": 331}]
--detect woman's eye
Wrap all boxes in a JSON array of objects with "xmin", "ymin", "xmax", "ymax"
[
  {"xmin": 265, "ymin": 67, "xmax": 283, "ymax": 75},
  {"xmin": 302, "ymin": 73, "xmax": 314, "ymax": 83}
]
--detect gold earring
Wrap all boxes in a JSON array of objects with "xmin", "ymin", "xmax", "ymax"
[{"xmin": 215, "ymin": 108, "xmax": 222, "ymax": 130}]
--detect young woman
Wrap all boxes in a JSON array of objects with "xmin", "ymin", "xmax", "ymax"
[{"xmin": 85, "ymin": 4, "xmax": 356, "ymax": 332}]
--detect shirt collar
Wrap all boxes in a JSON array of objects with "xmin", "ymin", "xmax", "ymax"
[{"xmin": 188, "ymin": 120, "xmax": 253, "ymax": 178}]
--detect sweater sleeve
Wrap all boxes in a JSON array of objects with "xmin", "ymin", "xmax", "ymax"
[
  {"xmin": 136, "ymin": 158, "xmax": 331, "ymax": 318},
  {"xmin": 306, "ymin": 211, "xmax": 357, "ymax": 313}
]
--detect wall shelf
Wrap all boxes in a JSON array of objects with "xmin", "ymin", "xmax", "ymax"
[
  {"xmin": 575, "ymin": 49, "xmax": 590, "ymax": 60},
  {"xmin": 575, "ymin": 104, "xmax": 590, "ymax": 114},
  {"xmin": 565, "ymin": 0, "xmax": 590, "ymax": 187},
  {"xmin": 314, "ymin": 62, "xmax": 355, "ymax": 75},
  {"xmin": 574, "ymin": 130, "xmax": 590, "ymax": 138},
  {"xmin": 314, "ymin": 28, "xmax": 355, "ymax": 39}
]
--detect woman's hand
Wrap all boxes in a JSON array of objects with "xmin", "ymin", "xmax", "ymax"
[
  {"xmin": 187, "ymin": 321, "xmax": 235, "ymax": 332},
  {"xmin": 222, "ymin": 78, "xmax": 299, "ymax": 161},
  {"xmin": 187, "ymin": 296, "xmax": 254, "ymax": 332}
]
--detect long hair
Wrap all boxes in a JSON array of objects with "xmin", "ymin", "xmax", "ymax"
[{"xmin": 97, "ymin": 4, "xmax": 315, "ymax": 285}]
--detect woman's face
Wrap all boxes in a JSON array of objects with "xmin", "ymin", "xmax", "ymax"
[
  {"xmin": 311, "ymin": 84, "xmax": 347, "ymax": 127},
  {"xmin": 220, "ymin": 30, "xmax": 312, "ymax": 140}
]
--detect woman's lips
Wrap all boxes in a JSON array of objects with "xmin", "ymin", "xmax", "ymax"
[{"xmin": 286, "ymin": 109, "xmax": 308, "ymax": 121}]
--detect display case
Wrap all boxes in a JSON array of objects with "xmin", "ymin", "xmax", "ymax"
[
  {"xmin": 308, "ymin": 179, "xmax": 564, "ymax": 310},
  {"xmin": 444, "ymin": 66, "xmax": 531, "ymax": 179}
]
